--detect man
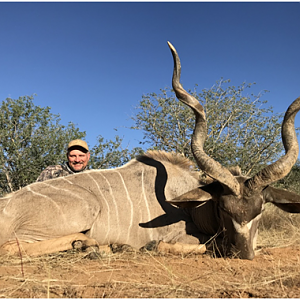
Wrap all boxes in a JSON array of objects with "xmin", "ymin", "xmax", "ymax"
[{"xmin": 36, "ymin": 139, "xmax": 90, "ymax": 182}]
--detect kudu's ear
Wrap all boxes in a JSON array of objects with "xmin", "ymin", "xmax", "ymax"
[
  {"xmin": 166, "ymin": 186, "xmax": 213, "ymax": 208},
  {"xmin": 263, "ymin": 186, "xmax": 300, "ymax": 213}
]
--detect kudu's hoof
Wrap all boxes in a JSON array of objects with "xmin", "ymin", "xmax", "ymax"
[
  {"xmin": 110, "ymin": 243, "xmax": 135, "ymax": 253},
  {"xmin": 139, "ymin": 240, "xmax": 160, "ymax": 252}
]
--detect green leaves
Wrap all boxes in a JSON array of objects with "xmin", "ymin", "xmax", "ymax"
[
  {"xmin": 89, "ymin": 135, "xmax": 143, "ymax": 169},
  {"xmin": 131, "ymin": 79, "xmax": 286, "ymax": 177},
  {"xmin": 132, "ymin": 89, "xmax": 194, "ymax": 155},
  {"xmin": 0, "ymin": 95, "xmax": 85, "ymax": 194}
]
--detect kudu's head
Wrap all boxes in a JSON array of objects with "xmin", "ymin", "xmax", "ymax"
[{"xmin": 167, "ymin": 41, "xmax": 300, "ymax": 260}]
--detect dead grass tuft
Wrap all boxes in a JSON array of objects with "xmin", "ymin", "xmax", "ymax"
[{"xmin": 258, "ymin": 203, "xmax": 300, "ymax": 248}]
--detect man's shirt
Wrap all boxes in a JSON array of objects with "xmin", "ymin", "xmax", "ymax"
[{"xmin": 36, "ymin": 163, "xmax": 87, "ymax": 182}]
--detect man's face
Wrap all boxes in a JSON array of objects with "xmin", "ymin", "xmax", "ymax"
[{"xmin": 67, "ymin": 149, "xmax": 90, "ymax": 172}]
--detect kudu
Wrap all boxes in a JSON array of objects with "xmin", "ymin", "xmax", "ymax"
[
  {"xmin": 167, "ymin": 41, "xmax": 300, "ymax": 259},
  {"xmin": 0, "ymin": 43, "xmax": 299, "ymax": 260}
]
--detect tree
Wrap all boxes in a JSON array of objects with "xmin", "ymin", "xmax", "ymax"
[
  {"xmin": 90, "ymin": 135, "xmax": 143, "ymax": 169},
  {"xmin": 0, "ymin": 95, "xmax": 85, "ymax": 195},
  {"xmin": 131, "ymin": 79, "xmax": 286, "ymax": 176}
]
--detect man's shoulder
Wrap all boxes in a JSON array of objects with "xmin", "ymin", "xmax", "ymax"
[
  {"xmin": 36, "ymin": 164, "xmax": 71, "ymax": 182},
  {"xmin": 42, "ymin": 165, "xmax": 64, "ymax": 171}
]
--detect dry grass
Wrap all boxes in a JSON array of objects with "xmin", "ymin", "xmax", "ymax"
[
  {"xmin": 1, "ymin": 244, "xmax": 300, "ymax": 298},
  {"xmin": 258, "ymin": 203, "xmax": 300, "ymax": 248}
]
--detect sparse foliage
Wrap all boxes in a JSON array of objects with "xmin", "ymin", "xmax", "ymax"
[{"xmin": 90, "ymin": 135, "xmax": 143, "ymax": 169}]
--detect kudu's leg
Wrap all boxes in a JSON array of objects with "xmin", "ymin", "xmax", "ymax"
[{"xmin": 0, "ymin": 233, "xmax": 111, "ymax": 256}]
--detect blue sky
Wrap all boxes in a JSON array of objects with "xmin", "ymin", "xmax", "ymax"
[{"xmin": 0, "ymin": 2, "xmax": 300, "ymax": 152}]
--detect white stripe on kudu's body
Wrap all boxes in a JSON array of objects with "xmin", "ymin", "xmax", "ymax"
[
  {"xmin": 115, "ymin": 170, "xmax": 134, "ymax": 244},
  {"xmin": 88, "ymin": 172, "xmax": 113, "ymax": 243}
]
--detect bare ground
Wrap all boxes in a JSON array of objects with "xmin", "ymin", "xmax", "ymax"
[{"xmin": 1, "ymin": 244, "xmax": 300, "ymax": 298}]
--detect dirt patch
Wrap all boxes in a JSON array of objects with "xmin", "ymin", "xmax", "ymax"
[{"xmin": 1, "ymin": 245, "xmax": 300, "ymax": 298}]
